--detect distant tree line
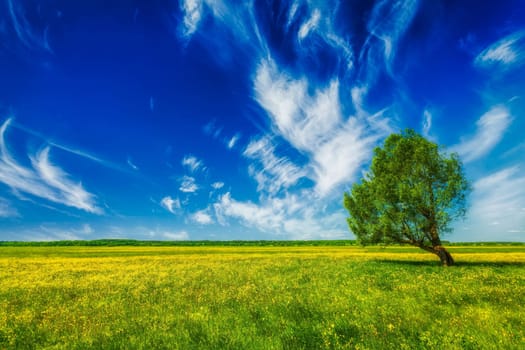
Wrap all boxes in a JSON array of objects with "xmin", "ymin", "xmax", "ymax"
[
  {"xmin": 0, "ymin": 239, "xmax": 358, "ymax": 247},
  {"xmin": 0, "ymin": 239, "xmax": 522, "ymax": 247}
]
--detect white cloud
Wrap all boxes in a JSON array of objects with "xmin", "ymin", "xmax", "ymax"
[
  {"xmin": 182, "ymin": 155, "xmax": 203, "ymax": 173},
  {"xmin": 200, "ymin": 0, "xmax": 253, "ymax": 44},
  {"xmin": 0, "ymin": 119, "xmax": 101, "ymax": 214},
  {"xmin": 203, "ymin": 120, "xmax": 223, "ymax": 139},
  {"xmin": 289, "ymin": 3, "xmax": 355, "ymax": 73},
  {"xmin": 243, "ymin": 136, "xmax": 306, "ymax": 195},
  {"xmin": 192, "ymin": 209, "xmax": 213, "ymax": 225},
  {"xmin": 254, "ymin": 59, "xmax": 341, "ymax": 152},
  {"xmin": 30, "ymin": 147, "xmax": 102, "ymax": 214},
  {"xmin": 213, "ymin": 191, "xmax": 347, "ymax": 239},
  {"xmin": 161, "ymin": 196, "xmax": 181, "ymax": 214},
  {"xmin": 311, "ymin": 118, "xmax": 381, "ymax": 196},
  {"xmin": 211, "ymin": 182, "xmax": 224, "ymax": 189},
  {"xmin": 350, "ymin": 86, "xmax": 367, "ymax": 115},
  {"xmin": 6, "ymin": 0, "xmax": 53, "ymax": 53},
  {"xmin": 364, "ymin": 0, "xmax": 419, "ymax": 76},
  {"xmin": 227, "ymin": 133, "xmax": 240, "ymax": 149},
  {"xmin": 422, "ymin": 109, "xmax": 432, "ymax": 137},
  {"xmin": 298, "ymin": 8, "xmax": 321, "ymax": 40},
  {"xmin": 286, "ymin": 1, "xmax": 300, "ymax": 30},
  {"xmin": 171, "ymin": 0, "xmax": 428, "ymax": 237},
  {"xmin": 214, "ymin": 192, "xmax": 294, "ymax": 232},
  {"xmin": 180, "ymin": 0, "xmax": 204, "ymax": 38},
  {"xmin": 163, "ymin": 231, "xmax": 190, "ymax": 240},
  {"xmin": 178, "ymin": 0, "xmax": 253, "ymax": 47},
  {"xmin": 475, "ymin": 31, "xmax": 525, "ymax": 69},
  {"xmin": 253, "ymin": 57, "xmax": 388, "ymax": 196},
  {"xmin": 13, "ymin": 121, "xmax": 128, "ymax": 173},
  {"xmin": 452, "ymin": 105, "xmax": 512, "ymax": 163},
  {"xmin": 456, "ymin": 166, "xmax": 525, "ymax": 241},
  {"xmin": 51, "ymin": 143, "xmax": 127, "ymax": 173},
  {"xmin": 179, "ymin": 175, "xmax": 198, "ymax": 193},
  {"xmin": 176, "ymin": 0, "xmax": 355, "ymax": 78},
  {"xmin": 325, "ymin": 32, "xmax": 355, "ymax": 72},
  {"xmin": 127, "ymin": 157, "xmax": 138, "ymax": 170}
]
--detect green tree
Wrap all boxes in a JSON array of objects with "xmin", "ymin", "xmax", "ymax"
[{"xmin": 344, "ymin": 129, "xmax": 470, "ymax": 266}]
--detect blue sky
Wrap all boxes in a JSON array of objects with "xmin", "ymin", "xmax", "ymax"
[{"xmin": 0, "ymin": 0, "xmax": 524, "ymax": 242}]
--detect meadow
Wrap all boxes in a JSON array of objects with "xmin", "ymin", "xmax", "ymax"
[{"xmin": 0, "ymin": 244, "xmax": 524, "ymax": 349}]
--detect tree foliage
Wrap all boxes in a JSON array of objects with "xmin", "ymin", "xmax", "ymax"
[{"xmin": 344, "ymin": 129, "xmax": 470, "ymax": 265}]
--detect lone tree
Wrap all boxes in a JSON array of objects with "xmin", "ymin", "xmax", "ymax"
[{"xmin": 344, "ymin": 129, "xmax": 470, "ymax": 266}]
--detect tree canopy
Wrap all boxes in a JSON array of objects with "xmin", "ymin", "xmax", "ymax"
[{"xmin": 344, "ymin": 129, "xmax": 470, "ymax": 266}]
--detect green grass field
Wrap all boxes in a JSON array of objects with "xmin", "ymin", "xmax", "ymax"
[{"xmin": 1, "ymin": 244, "xmax": 524, "ymax": 349}]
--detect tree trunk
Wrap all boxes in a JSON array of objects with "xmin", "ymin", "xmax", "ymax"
[
  {"xmin": 427, "ymin": 223, "xmax": 454, "ymax": 266},
  {"xmin": 433, "ymin": 245, "xmax": 454, "ymax": 266},
  {"xmin": 416, "ymin": 244, "xmax": 454, "ymax": 266}
]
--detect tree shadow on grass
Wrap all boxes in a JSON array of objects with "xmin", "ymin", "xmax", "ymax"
[{"xmin": 372, "ymin": 259, "xmax": 525, "ymax": 267}]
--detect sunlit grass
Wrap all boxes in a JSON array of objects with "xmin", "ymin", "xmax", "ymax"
[{"xmin": 1, "ymin": 245, "xmax": 524, "ymax": 349}]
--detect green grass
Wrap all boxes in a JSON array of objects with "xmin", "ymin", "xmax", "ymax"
[{"xmin": 0, "ymin": 245, "xmax": 524, "ymax": 349}]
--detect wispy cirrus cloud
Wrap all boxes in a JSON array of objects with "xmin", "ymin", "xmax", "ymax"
[
  {"xmin": 12, "ymin": 120, "xmax": 129, "ymax": 174},
  {"xmin": 175, "ymin": 0, "xmax": 417, "ymax": 238},
  {"xmin": 127, "ymin": 157, "xmax": 139, "ymax": 171},
  {"xmin": 285, "ymin": 1, "xmax": 300, "ymax": 30},
  {"xmin": 227, "ymin": 133, "xmax": 240, "ymax": 149},
  {"xmin": 6, "ymin": 0, "xmax": 53, "ymax": 53},
  {"xmin": 254, "ymin": 57, "xmax": 388, "ymax": 196},
  {"xmin": 360, "ymin": 0, "xmax": 419, "ymax": 79},
  {"xmin": 422, "ymin": 109, "xmax": 432, "ymax": 137},
  {"xmin": 243, "ymin": 136, "xmax": 306, "ymax": 195},
  {"xmin": 174, "ymin": 0, "xmax": 401, "ymax": 239},
  {"xmin": 182, "ymin": 155, "xmax": 204, "ymax": 173},
  {"xmin": 254, "ymin": 59, "xmax": 342, "ymax": 152},
  {"xmin": 312, "ymin": 118, "xmax": 385, "ymax": 196},
  {"xmin": 452, "ymin": 105, "xmax": 512, "ymax": 163},
  {"xmin": 204, "ymin": 122, "xmax": 242, "ymax": 150},
  {"xmin": 160, "ymin": 196, "xmax": 180, "ymax": 214},
  {"xmin": 49, "ymin": 142, "xmax": 128, "ymax": 173},
  {"xmin": 286, "ymin": 2, "xmax": 356, "ymax": 76},
  {"xmin": 179, "ymin": 0, "xmax": 204, "ymax": 39},
  {"xmin": 211, "ymin": 182, "xmax": 224, "ymax": 189},
  {"xmin": 179, "ymin": 175, "xmax": 198, "ymax": 193},
  {"xmin": 178, "ymin": 0, "xmax": 254, "ymax": 51},
  {"xmin": 475, "ymin": 30, "xmax": 525, "ymax": 70},
  {"xmin": 0, "ymin": 119, "xmax": 102, "ymax": 214},
  {"xmin": 31, "ymin": 147, "xmax": 101, "ymax": 214},
  {"xmin": 298, "ymin": 8, "xmax": 320, "ymax": 41}
]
